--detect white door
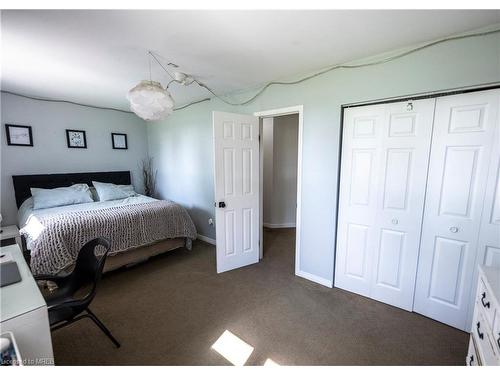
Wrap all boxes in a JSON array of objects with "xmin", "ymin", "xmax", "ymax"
[
  {"xmin": 213, "ymin": 111, "xmax": 260, "ymax": 273},
  {"xmin": 413, "ymin": 90, "xmax": 500, "ymax": 330},
  {"xmin": 475, "ymin": 91, "xmax": 500, "ymax": 270},
  {"xmin": 335, "ymin": 99, "xmax": 435, "ymax": 310},
  {"xmin": 335, "ymin": 104, "xmax": 385, "ymax": 297},
  {"xmin": 471, "ymin": 90, "xmax": 500, "ymax": 328},
  {"xmin": 370, "ymin": 99, "xmax": 435, "ymax": 310}
]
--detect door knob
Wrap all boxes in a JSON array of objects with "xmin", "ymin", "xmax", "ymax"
[
  {"xmin": 392, "ymin": 218, "xmax": 399, "ymax": 225},
  {"xmin": 218, "ymin": 201, "xmax": 226, "ymax": 208},
  {"xmin": 449, "ymin": 226, "xmax": 459, "ymax": 233}
]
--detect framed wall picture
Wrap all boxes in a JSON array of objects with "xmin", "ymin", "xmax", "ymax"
[
  {"xmin": 5, "ymin": 124, "xmax": 33, "ymax": 146},
  {"xmin": 111, "ymin": 133, "xmax": 128, "ymax": 150},
  {"xmin": 66, "ymin": 129, "xmax": 87, "ymax": 148}
]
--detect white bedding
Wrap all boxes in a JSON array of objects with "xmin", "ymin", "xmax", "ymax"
[
  {"xmin": 19, "ymin": 195, "xmax": 197, "ymax": 274},
  {"xmin": 19, "ymin": 194, "xmax": 157, "ymax": 234}
]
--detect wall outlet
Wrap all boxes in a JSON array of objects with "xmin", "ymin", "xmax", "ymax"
[{"xmin": 208, "ymin": 218, "xmax": 214, "ymax": 226}]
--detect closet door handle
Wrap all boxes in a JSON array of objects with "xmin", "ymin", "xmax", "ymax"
[
  {"xmin": 449, "ymin": 226, "xmax": 459, "ymax": 233},
  {"xmin": 476, "ymin": 322, "xmax": 484, "ymax": 340},
  {"xmin": 391, "ymin": 218, "xmax": 399, "ymax": 225},
  {"xmin": 481, "ymin": 292, "xmax": 490, "ymax": 308}
]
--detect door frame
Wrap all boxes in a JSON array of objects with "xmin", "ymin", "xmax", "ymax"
[{"xmin": 254, "ymin": 105, "xmax": 303, "ymax": 276}]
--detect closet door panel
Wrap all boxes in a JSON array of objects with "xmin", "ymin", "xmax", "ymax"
[
  {"xmin": 371, "ymin": 99, "xmax": 436, "ymax": 310},
  {"xmin": 470, "ymin": 90, "xmax": 500, "ymax": 327},
  {"xmin": 414, "ymin": 90, "xmax": 499, "ymax": 330},
  {"xmin": 476, "ymin": 92, "xmax": 500, "ymax": 267},
  {"xmin": 335, "ymin": 105, "xmax": 385, "ymax": 297},
  {"xmin": 427, "ymin": 237, "xmax": 468, "ymax": 305}
]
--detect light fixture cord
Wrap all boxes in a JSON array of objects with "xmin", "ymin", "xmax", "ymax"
[
  {"xmin": 148, "ymin": 52, "xmax": 152, "ymax": 83},
  {"xmin": 151, "ymin": 26, "xmax": 500, "ymax": 110},
  {"xmin": 3, "ymin": 27, "xmax": 499, "ymax": 115},
  {"xmin": 0, "ymin": 90, "xmax": 133, "ymax": 114},
  {"xmin": 149, "ymin": 51, "xmax": 175, "ymax": 81}
]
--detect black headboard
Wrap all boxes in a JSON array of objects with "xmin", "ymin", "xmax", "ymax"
[{"xmin": 12, "ymin": 171, "xmax": 131, "ymax": 208}]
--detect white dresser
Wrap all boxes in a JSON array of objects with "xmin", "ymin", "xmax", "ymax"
[
  {"xmin": 0, "ymin": 244, "xmax": 54, "ymax": 365},
  {"xmin": 467, "ymin": 265, "xmax": 500, "ymax": 366}
]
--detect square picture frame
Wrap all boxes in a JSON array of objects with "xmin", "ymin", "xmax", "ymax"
[
  {"xmin": 111, "ymin": 133, "xmax": 128, "ymax": 150},
  {"xmin": 66, "ymin": 129, "xmax": 87, "ymax": 149},
  {"xmin": 5, "ymin": 124, "xmax": 33, "ymax": 147}
]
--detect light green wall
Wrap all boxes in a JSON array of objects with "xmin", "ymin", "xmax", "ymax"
[{"xmin": 147, "ymin": 30, "xmax": 500, "ymax": 284}]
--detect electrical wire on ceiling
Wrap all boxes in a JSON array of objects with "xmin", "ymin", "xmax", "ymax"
[
  {"xmin": 2, "ymin": 26, "xmax": 500, "ymax": 114},
  {"xmin": 0, "ymin": 90, "xmax": 134, "ymax": 114},
  {"xmin": 176, "ymin": 27, "xmax": 500, "ymax": 108}
]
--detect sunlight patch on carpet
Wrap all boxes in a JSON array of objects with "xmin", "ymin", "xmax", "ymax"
[
  {"xmin": 264, "ymin": 358, "xmax": 280, "ymax": 366},
  {"xmin": 211, "ymin": 330, "xmax": 254, "ymax": 366}
]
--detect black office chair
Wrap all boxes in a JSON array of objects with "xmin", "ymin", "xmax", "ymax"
[{"xmin": 35, "ymin": 237, "xmax": 120, "ymax": 348}]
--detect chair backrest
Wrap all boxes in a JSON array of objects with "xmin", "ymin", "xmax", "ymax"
[{"xmin": 67, "ymin": 237, "xmax": 111, "ymax": 305}]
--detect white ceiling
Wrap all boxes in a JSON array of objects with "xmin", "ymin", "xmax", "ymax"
[{"xmin": 2, "ymin": 10, "xmax": 499, "ymax": 111}]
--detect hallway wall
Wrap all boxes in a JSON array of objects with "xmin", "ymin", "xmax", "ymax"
[{"xmin": 263, "ymin": 114, "xmax": 298, "ymax": 228}]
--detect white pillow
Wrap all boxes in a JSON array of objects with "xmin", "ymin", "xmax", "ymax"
[
  {"xmin": 92, "ymin": 181, "xmax": 136, "ymax": 202},
  {"xmin": 31, "ymin": 184, "xmax": 94, "ymax": 210}
]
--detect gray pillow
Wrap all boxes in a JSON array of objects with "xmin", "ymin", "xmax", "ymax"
[
  {"xmin": 92, "ymin": 181, "xmax": 136, "ymax": 202},
  {"xmin": 31, "ymin": 184, "xmax": 94, "ymax": 210}
]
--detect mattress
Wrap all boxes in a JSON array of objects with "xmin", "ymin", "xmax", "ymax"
[{"xmin": 18, "ymin": 195, "xmax": 197, "ymax": 275}]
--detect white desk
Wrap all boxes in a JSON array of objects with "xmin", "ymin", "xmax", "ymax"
[
  {"xmin": 0, "ymin": 225, "xmax": 21, "ymax": 247},
  {"xmin": 0, "ymin": 244, "xmax": 54, "ymax": 365}
]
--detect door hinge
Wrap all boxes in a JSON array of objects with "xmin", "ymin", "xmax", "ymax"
[{"xmin": 258, "ymin": 134, "xmax": 261, "ymax": 142}]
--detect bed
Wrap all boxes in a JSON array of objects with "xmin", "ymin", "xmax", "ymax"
[{"xmin": 13, "ymin": 171, "xmax": 197, "ymax": 275}]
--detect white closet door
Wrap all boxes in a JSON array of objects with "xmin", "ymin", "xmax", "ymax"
[
  {"xmin": 335, "ymin": 105, "xmax": 385, "ymax": 297},
  {"xmin": 468, "ymin": 90, "xmax": 500, "ymax": 327},
  {"xmin": 370, "ymin": 99, "xmax": 435, "ymax": 310},
  {"xmin": 335, "ymin": 99, "xmax": 435, "ymax": 309},
  {"xmin": 476, "ymin": 91, "xmax": 500, "ymax": 269},
  {"xmin": 413, "ymin": 90, "xmax": 500, "ymax": 331}
]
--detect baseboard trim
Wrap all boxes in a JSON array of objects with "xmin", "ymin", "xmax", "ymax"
[
  {"xmin": 263, "ymin": 222, "xmax": 296, "ymax": 229},
  {"xmin": 197, "ymin": 234, "xmax": 216, "ymax": 245},
  {"xmin": 295, "ymin": 270, "xmax": 333, "ymax": 288}
]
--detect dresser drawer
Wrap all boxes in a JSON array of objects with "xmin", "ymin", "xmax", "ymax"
[
  {"xmin": 493, "ymin": 310, "xmax": 500, "ymax": 355},
  {"xmin": 466, "ymin": 335, "xmax": 480, "ymax": 366},
  {"xmin": 473, "ymin": 310, "xmax": 499, "ymax": 365},
  {"xmin": 478, "ymin": 278, "xmax": 496, "ymax": 328}
]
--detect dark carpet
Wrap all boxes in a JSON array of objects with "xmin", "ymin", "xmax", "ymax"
[{"xmin": 52, "ymin": 228, "xmax": 468, "ymax": 365}]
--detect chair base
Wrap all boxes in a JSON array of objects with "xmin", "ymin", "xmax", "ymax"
[{"xmin": 51, "ymin": 308, "xmax": 121, "ymax": 348}]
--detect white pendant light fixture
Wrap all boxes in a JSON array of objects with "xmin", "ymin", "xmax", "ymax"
[
  {"xmin": 127, "ymin": 52, "xmax": 177, "ymax": 121},
  {"xmin": 127, "ymin": 80, "xmax": 174, "ymax": 121},
  {"xmin": 127, "ymin": 52, "xmax": 199, "ymax": 121}
]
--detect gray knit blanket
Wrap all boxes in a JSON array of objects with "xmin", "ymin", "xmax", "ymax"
[{"xmin": 21, "ymin": 200, "xmax": 197, "ymax": 275}]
